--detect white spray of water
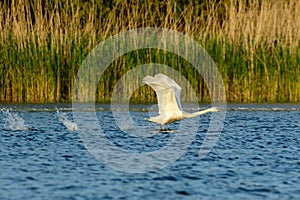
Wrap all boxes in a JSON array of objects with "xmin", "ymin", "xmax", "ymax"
[
  {"xmin": 56, "ymin": 108, "xmax": 78, "ymax": 131},
  {"xmin": 1, "ymin": 108, "xmax": 31, "ymax": 131}
]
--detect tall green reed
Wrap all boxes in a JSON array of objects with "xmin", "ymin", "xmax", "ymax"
[{"xmin": 0, "ymin": 0, "xmax": 299, "ymax": 103}]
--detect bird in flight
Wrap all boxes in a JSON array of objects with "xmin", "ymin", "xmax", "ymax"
[{"xmin": 143, "ymin": 73, "xmax": 219, "ymax": 130}]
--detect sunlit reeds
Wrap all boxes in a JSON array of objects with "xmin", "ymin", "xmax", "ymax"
[{"xmin": 0, "ymin": 0, "xmax": 299, "ymax": 103}]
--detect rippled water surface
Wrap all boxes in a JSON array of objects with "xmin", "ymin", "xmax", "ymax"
[{"xmin": 0, "ymin": 104, "xmax": 299, "ymax": 199}]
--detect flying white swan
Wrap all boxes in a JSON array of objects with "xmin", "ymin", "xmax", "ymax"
[{"xmin": 143, "ymin": 73, "xmax": 219, "ymax": 130}]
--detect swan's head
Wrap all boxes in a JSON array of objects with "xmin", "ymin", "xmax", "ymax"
[{"xmin": 209, "ymin": 107, "xmax": 221, "ymax": 112}]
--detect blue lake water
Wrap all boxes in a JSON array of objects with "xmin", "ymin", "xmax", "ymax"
[{"xmin": 0, "ymin": 104, "xmax": 299, "ymax": 199}]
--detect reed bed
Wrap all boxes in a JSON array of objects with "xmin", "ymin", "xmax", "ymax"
[{"xmin": 0, "ymin": 0, "xmax": 299, "ymax": 103}]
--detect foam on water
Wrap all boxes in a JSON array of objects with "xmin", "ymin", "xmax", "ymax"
[
  {"xmin": 1, "ymin": 108, "xmax": 31, "ymax": 131},
  {"xmin": 56, "ymin": 108, "xmax": 78, "ymax": 131}
]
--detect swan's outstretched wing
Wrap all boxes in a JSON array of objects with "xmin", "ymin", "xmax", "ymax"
[{"xmin": 143, "ymin": 73, "xmax": 182, "ymax": 115}]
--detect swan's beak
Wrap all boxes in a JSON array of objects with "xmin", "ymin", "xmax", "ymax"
[{"xmin": 212, "ymin": 107, "xmax": 223, "ymax": 112}]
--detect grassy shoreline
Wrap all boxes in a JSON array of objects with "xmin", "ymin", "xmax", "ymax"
[{"xmin": 1, "ymin": 0, "xmax": 299, "ymax": 103}]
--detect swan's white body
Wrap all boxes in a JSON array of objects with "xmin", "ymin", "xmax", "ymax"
[{"xmin": 143, "ymin": 73, "xmax": 219, "ymax": 128}]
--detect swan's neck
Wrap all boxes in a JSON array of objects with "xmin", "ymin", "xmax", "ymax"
[{"xmin": 183, "ymin": 108, "xmax": 216, "ymax": 118}]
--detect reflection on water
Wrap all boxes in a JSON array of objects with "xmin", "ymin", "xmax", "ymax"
[
  {"xmin": 0, "ymin": 104, "xmax": 299, "ymax": 199},
  {"xmin": 0, "ymin": 103, "xmax": 299, "ymax": 112}
]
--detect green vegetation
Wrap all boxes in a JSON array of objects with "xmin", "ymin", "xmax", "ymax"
[{"xmin": 0, "ymin": 0, "xmax": 299, "ymax": 103}]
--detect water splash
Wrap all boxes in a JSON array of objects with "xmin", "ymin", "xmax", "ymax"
[
  {"xmin": 56, "ymin": 108, "xmax": 78, "ymax": 131},
  {"xmin": 1, "ymin": 108, "xmax": 31, "ymax": 131},
  {"xmin": 117, "ymin": 119, "xmax": 133, "ymax": 131}
]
